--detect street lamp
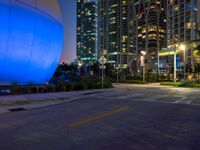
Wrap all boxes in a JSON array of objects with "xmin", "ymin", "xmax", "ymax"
[
  {"xmin": 78, "ymin": 62, "xmax": 83, "ymax": 67},
  {"xmin": 78, "ymin": 61, "xmax": 83, "ymax": 76},
  {"xmin": 179, "ymin": 44, "xmax": 186, "ymax": 80},
  {"xmin": 141, "ymin": 51, "xmax": 146, "ymax": 83},
  {"xmin": 180, "ymin": 44, "xmax": 186, "ymax": 51},
  {"xmin": 141, "ymin": 51, "xmax": 146, "ymax": 56}
]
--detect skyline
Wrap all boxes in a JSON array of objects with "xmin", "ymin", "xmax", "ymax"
[{"xmin": 0, "ymin": 1, "xmax": 200, "ymax": 149}]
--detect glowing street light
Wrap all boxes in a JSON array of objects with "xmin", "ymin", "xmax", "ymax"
[
  {"xmin": 180, "ymin": 44, "xmax": 186, "ymax": 51},
  {"xmin": 78, "ymin": 62, "xmax": 83, "ymax": 67},
  {"xmin": 141, "ymin": 51, "xmax": 146, "ymax": 56}
]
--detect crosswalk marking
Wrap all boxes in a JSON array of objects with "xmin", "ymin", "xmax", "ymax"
[
  {"xmin": 93, "ymin": 91, "xmax": 200, "ymax": 106},
  {"xmin": 173, "ymin": 97, "xmax": 186, "ymax": 103}
]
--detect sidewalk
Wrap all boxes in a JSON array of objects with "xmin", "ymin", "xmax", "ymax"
[
  {"xmin": 113, "ymin": 83, "xmax": 174, "ymax": 88},
  {"xmin": 0, "ymin": 89, "xmax": 113, "ymax": 114}
]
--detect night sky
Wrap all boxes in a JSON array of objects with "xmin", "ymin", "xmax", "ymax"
[{"xmin": 58, "ymin": 0, "xmax": 76, "ymax": 63}]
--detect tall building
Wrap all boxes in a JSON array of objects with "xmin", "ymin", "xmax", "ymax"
[
  {"xmin": 97, "ymin": 0, "xmax": 134, "ymax": 70},
  {"xmin": 130, "ymin": 0, "xmax": 167, "ymax": 72},
  {"xmin": 97, "ymin": 0, "xmax": 167, "ymax": 73},
  {"xmin": 158, "ymin": 0, "xmax": 200, "ymax": 75},
  {"xmin": 77, "ymin": 0, "xmax": 96, "ymax": 63},
  {"xmin": 166, "ymin": 0, "xmax": 200, "ymax": 47}
]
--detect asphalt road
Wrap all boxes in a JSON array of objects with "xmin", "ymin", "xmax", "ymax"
[{"xmin": 0, "ymin": 84, "xmax": 200, "ymax": 150}]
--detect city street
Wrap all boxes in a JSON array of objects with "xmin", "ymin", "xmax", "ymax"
[{"xmin": 0, "ymin": 84, "xmax": 200, "ymax": 150}]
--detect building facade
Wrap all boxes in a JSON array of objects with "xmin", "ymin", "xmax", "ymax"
[
  {"xmin": 166, "ymin": 0, "xmax": 200, "ymax": 47},
  {"xmin": 130, "ymin": 0, "xmax": 167, "ymax": 72},
  {"xmin": 77, "ymin": 0, "xmax": 97, "ymax": 64},
  {"xmin": 96, "ymin": 0, "xmax": 200, "ymax": 76},
  {"xmin": 97, "ymin": 0, "xmax": 167, "ymax": 73},
  {"xmin": 158, "ymin": 0, "xmax": 200, "ymax": 76},
  {"xmin": 97, "ymin": 0, "xmax": 134, "ymax": 71}
]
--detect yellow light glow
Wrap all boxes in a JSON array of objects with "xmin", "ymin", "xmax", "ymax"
[{"xmin": 179, "ymin": 44, "xmax": 186, "ymax": 51}]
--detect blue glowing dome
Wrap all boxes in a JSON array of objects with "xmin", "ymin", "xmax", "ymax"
[{"xmin": 0, "ymin": 0, "xmax": 63, "ymax": 85}]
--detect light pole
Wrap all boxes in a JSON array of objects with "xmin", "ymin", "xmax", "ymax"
[
  {"xmin": 78, "ymin": 61, "xmax": 83, "ymax": 76},
  {"xmin": 174, "ymin": 47, "xmax": 177, "ymax": 83},
  {"xmin": 100, "ymin": 50, "xmax": 107, "ymax": 89},
  {"xmin": 179, "ymin": 44, "xmax": 186, "ymax": 80},
  {"xmin": 141, "ymin": 51, "xmax": 146, "ymax": 83}
]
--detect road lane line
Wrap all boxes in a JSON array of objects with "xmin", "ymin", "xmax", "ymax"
[{"xmin": 69, "ymin": 106, "xmax": 129, "ymax": 127}]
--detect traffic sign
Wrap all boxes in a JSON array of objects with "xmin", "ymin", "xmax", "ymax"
[
  {"xmin": 98, "ymin": 56, "xmax": 107, "ymax": 65},
  {"xmin": 99, "ymin": 65, "xmax": 106, "ymax": 69}
]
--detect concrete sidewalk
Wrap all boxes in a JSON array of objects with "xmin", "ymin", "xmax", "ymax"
[
  {"xmin": 0, "ymin": 89, "xmax": 113, "ymax": 114},
  {"xmin": 113, "ymin": 83, "xmax": 174, "ymax": 88},
  {"xmin": 113, "ymin": 83, "xmax": 200, "ymax": 91}
]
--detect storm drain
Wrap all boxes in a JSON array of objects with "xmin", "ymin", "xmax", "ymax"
[{"xmin": 8, "ymin": 108, "xmax": 26, "ymax": 112}]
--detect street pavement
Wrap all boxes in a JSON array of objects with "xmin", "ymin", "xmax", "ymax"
[{"xmin": 0, "ymin": 84, "xmax": 200, "ymax": 150}]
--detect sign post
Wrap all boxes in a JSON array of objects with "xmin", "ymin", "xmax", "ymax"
[{"xmin": 98, "ymin": 56, "xmax": 107, "ymax": 88}]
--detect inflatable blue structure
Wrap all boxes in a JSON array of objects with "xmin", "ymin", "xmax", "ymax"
[{"xmin": 0, "ymin": 0, "xmax": 63, "ymax": 85}]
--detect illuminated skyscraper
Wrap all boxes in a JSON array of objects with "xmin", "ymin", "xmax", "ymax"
[
  {"xmin": 97, "ymin": 0, "xmax": 167, "ymax": 73},
  {"xmin": 158, "ymin": 0, "xmax": 200, "ymax": 75},
  {"xmin": 166, "ymin": 0, "xmax": 200, "ymax": 46},
  {"xmin": 130, "ymin": 0, "xmax": 167, "ymax": 72},
  {"xmin": 77, "ymin": 0, "xmax": 96, "ymax": 63},
  {"xmin": 97, "ymin": 0, "xmax": 134, "ymax": 71}
]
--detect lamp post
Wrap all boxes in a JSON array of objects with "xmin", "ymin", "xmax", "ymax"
[
  {"xmin": 78, "ymin": 61, "xmax": 83, "ymax": 76},
  {"xmin": 141, "ymin": 51, "xmax": 146, "ymax": 83},
  {"xmin": 179, "ymin": 44, "xmax": 186, "ymax": 80},
  {"xmin": 100, "ymin": 50, "xmax": 107, "ymax": 89},
  {"xmin": 174, "ymin": 46, "xmax": 177, "ymax": 83}
]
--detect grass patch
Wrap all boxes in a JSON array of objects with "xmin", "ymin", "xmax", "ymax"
[
  {"xmin": 160, "ymin": 81, "xmax": 200, "ymax": 88},
  {"xmin": 160, "ymin": 82, "xmax": 184, "ymax": 86},
  {"xmin": 119, "ymin": 80, "xmax": 147, "ymax": 84},
  {"xmin": 179, "ymin": 83, "xmax": 200, "ymax": 88}
]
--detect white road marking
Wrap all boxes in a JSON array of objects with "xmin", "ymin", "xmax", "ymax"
[
  {"xmin": 173, "ymin": 97, "xmax": 186, "ymax": 103},
  {"xmin": 186, "ymin": 100, "xmax": 193, "ymax": 104}
]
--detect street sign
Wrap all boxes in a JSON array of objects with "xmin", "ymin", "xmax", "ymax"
[
  {"xmin": 98, "ymin": 56, "xmax": 107, "ymax": 65},
  {"xmin": 99, "ymin": 65, "xmax": 106, "ymax": 69}
]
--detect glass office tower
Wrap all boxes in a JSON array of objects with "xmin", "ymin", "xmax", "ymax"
[
  {"xmin": 77, "ymin": 0, "xmax": 97, "ymax": 63},
  {"xmin": 167, "ymin": 0, "xmax": 200, "ymax": 46},
  {"xmin": 97, "ymin": 0, "xmax": 134, "ymax": 70},
  {"xmin": 98, "ymin": 0, "xmax": 167, "ymax": 73}
]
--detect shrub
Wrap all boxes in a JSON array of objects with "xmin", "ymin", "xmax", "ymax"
[
  {"xmin": 87, "ymin": 81, "xmax": 95, "ymax": 89},
  {"xmin": 11, "ymin": 83, "xmax": 21, "ymax": 95},
  {"xmin": 103, "ymin": 80, "xmax": 113, "ymax": 88},
  {"xmin": 73, "ymin": 82, "xmax": 87, "ymax": 90},
  {"xmin": 44, "ymin": 85, "xmax": 55, "ymax": 93},
  {"xmin": 65, "ymin": 84, "xmax": 73, "ymax": 91},
  {"xmin": 27, "ymin": 86, "xmax": 37, "ymax": 94},
  {"xmin": 8, "ymin": 79, "xmax": 113, "ymax": 95},
  {"xmin": 146, "ymin": 73, "xmax": 158, "ymax": 83},
  {"xmin": 55, "ymin": 79, "xmax": 66, "ymax": 92}
]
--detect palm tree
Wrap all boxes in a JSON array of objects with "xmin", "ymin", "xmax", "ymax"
[
  {"xmin": 183, "ymin": 40, "xmax": 200, "ymax": 76},
  {"xmin": 193, "ymin": 45, "xmax": 200, "ymax": 63}
]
